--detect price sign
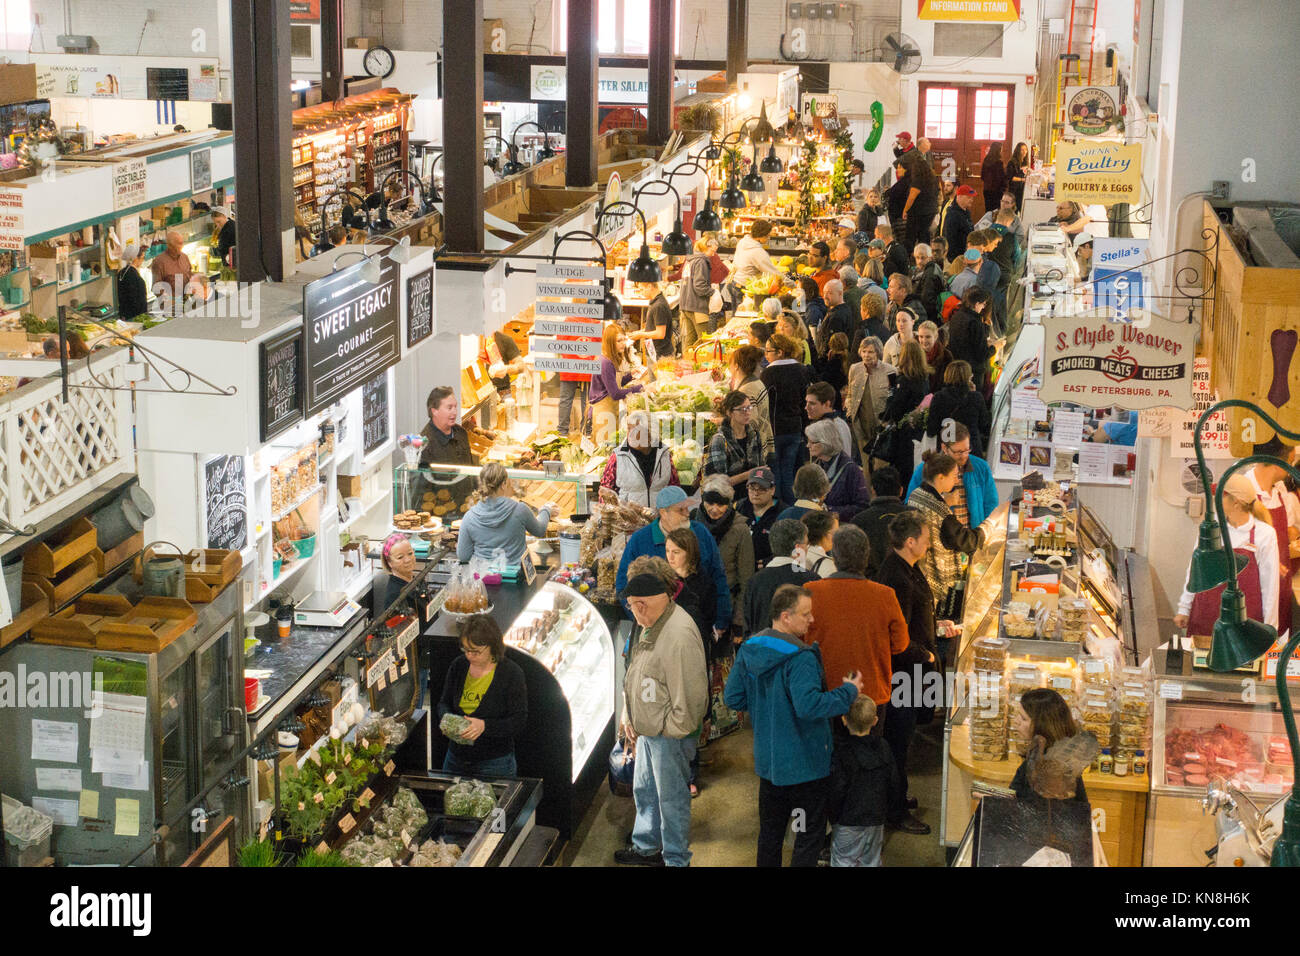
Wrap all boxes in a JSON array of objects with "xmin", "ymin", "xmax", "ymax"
[
  {"xmin": 338, "ymin": 814, "xmax": 356, "ymax": 834},
  {"xmin": 395, "ymin": 620, "xmax": 418, "ymax": 656},
  {"xmin": 366, "ymin": 649, "xmax": 394, "ymax": 687}
]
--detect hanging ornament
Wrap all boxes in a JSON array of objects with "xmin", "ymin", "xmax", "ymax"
[{"xmin": 864, "ymin": 101, "xmax": 885, "ymax": 152}]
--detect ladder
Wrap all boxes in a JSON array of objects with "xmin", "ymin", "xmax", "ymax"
[{"xmin": 1049, "ymin": 0, "xmax": 1099, "ymax": 163}]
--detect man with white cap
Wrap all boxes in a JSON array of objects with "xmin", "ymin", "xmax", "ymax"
[
  {"xmin": 1174, "ymin": 472, "xmax": 1279, "ymax": 636},
  {"xmin": 211, "ymin": 205, "xmax": 237, "ymax": 268},
  {"xmin": 1072, "ymin": 230, "xmax": 1094, "ymax": 282}
]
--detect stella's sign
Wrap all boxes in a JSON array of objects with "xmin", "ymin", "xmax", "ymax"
[{"xmin": 1039, "ymin": 314, "xmax": 1195, "ymax": 411}]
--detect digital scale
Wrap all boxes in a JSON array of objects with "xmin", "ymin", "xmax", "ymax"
[{"xmin": 294, "ymin": 591, "xmax": 364, "ymax": 628}]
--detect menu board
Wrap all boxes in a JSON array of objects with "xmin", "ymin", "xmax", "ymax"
[
  {"xmin": 204, "ymin": 455, "xmax": 248, "ymax": 551},
  {"xmin": 146, "ymin": 67, "xmax": 190, "ymax": 102},
  {"xmin": 302, "ymin": 255, "xmax": 401, "ymax": 415},
  {"xmin": 190, "ymin": 147, "xmax": 212, "ymax": 194},
  {"xmin": 405, "ymin": 267, "xmax": 433, "ymax": 348},
  {"xmin": 259, "ymin": 328, "xmax": 303, "ymax": 443},
  {"xmin": 362, "ymin": 371, "xmax": 390, "ymax": 456}
]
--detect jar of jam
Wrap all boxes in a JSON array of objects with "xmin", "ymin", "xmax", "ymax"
[{"xmin": 1113, "ymin": 752, "xmax": 1130, "ymax": 776}]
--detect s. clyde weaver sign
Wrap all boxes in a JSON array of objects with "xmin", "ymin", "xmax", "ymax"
[
  {"xmin": 303, "ymin": 255, "xmax": 401, "ymax": 415},
  {"xmin": 1038, "ymin": 314, "xmax": 1195, "ymax": 411}
]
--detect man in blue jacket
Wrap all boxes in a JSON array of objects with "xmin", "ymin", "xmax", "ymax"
[
  {"xmin": 725, "ymin": 584, "xmax": 864, "ymax": 867},
  {"xmin": 616, "ymin": 486, "xmax": 732, "ymax": 636},
  {"xmin": 906, "ymin": 423, "xmax": 999, "ymax": 531}
]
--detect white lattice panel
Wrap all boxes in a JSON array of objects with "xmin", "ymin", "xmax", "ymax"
[{"xmin": 0, "ymin": 350, "xmax": 134, "ymax": 534}]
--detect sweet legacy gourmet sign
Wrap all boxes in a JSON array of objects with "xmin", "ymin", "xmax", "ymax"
[
  {"xmin": 1055, "ymin": 140, "xmax": 1142, "ymax": 204},
  {"xmin": 1039, "ymin": 314, "xmax": 1195, "ymax": 411},
  {"xmin": 303, "ymin": 255, "xmax": 401, "ymax": 415}
]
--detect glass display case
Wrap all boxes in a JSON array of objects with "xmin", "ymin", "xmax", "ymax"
[
  {"xmin": 502, "ymin": 582, "xmax": 615, "ymax": 780},
  {"xmin": 1145, "ymin": 668, "xmax": 1296, "ymax": 866},
  {"xmin": 944, "ymin": 480, "xmax": 1156, "ymax": 866},
  {"xmin": 393, "ymin": 463, "xmax": 592, "ymax": 531}
]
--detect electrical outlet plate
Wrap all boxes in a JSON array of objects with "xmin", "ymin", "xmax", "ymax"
[
  {"xmin": 806, "ymin": 4, "xmax": 820, "ymax": 17},
  {"xmin": 788, "ymin": 2, "xmax": 803, "ymax": 17},
  {"xmin": 822, "ymin": 2, "xmax": 838, "ymax": 18},
  {"xmin": 1211, "ymin": 180, "xmax": 1230, "ymax": 200}
]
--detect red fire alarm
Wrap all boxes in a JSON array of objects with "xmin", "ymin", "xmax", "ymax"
[{"xmin": 1026, "ymin": 75, "xmax": 1035, "ymax": 85}]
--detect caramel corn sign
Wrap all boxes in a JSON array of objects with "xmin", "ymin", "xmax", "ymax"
[
  {"xmin": 1055, "ymin": 141, "xmax": 1143, "ymax": 204},
  {"xmin": 1039, "ymin": 314, "xmax": 1195, "ymax": 411}
]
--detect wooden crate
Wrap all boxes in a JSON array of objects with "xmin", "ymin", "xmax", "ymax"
[
  {"xmin": 33, "ymin": 594, "xmax": 196, "ymax": 653},
  {"xmin": 93, "ymin": 530, "xmax": 144, "ymax": 577},
  {"xmin": 1203, "ymin": 200, "xmax": 1300, "ymax": 455},
  {"xmin": 22, "ymin": 517, "xmax": 97, "ymax": 578},
  {"xmin": 183, "ymin": 549, "xmax": 242, "ymax": 587},
  {"xmin": 24, "ymin": 552, "xmax": 98, "ymax": 611},
  {"xmin": 0, "ymin": 582, "xmax": 50, "ymax": 650},
  {"xmin": 33, "ymin": 594, "xmax": 134, "ymax": 648}
]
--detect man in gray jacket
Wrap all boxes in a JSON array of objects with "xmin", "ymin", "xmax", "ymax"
[{"xmin": 616, "ymin": 573, "xmax": 709, "ymax": 866}]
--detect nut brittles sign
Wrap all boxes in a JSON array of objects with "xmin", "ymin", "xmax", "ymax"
[{"xmin": 1039, "ymin": 314, "xmax": 1195, "ymax": 411}]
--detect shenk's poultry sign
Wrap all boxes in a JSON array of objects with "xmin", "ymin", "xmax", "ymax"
[{"xmin": 1039, "ymin": 314, "xmax": 1195, "ymax": 411}]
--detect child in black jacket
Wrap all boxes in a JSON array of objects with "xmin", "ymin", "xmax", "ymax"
[{"xmin": 827, "ymin": 697, "xmax": 900, "ymax": 866}]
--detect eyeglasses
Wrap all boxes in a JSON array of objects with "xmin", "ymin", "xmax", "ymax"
[
  {"xmin": 947, "ymin": 444, "xmax": 971, "ymax": 456},
  {"xmin": 736, "ymin": 405, "xmax": 754, "ymax": 413}
]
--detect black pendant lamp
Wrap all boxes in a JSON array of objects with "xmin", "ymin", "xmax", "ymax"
[
  {"xmin": 740, "ymin": 166, "xmax": 766, "ymax": 193},
  {"xmin": 692, "ymin": 197, "xmax": 722, "ymax": 232},
  {"xmin": 760, "ymin": 144, "xmax": 784, "ymax": 174},
  {"xmin": 719, "ymin": 176, "xmax": 747, "ymax": 210},
  {"xmin": 661, "ymin": 219, "xmax": 692, "ymax": 256},
  {"xmin": 626, "ymin": 240, "xmax": 662, "ymax": 283}
]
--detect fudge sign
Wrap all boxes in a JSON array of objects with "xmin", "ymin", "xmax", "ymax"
[
  {"xmin": 1039, "ymin": 314, "xmax": 1195, "ymax": 411},
  {"xmin": 303, "ymin": 254, "xmax": 401, "ymax": 415}
]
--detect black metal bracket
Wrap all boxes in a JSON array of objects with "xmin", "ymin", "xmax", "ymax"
[{"xmin": 60, "ymin": 317, "xmax": 238, "ymax": 400}]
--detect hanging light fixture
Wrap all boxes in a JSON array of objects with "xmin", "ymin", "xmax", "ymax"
[
  {"xmin": 632, "ymin": 179, "xmax": 692, "ymax": 256},
  {"xmin": 693, "ymin": 196, "xmax": 722, "ymax": 232},
  {"xmin": 740, "ymin": 145, "xmax": 766, "ymax": 194},
  {"xmin": 719, "ymin": 176, "xmax": 747, "ymax": 209},
  {"xmin": 760, "ymin": 144, "xmax": 784, "ymax": 174},
  {"xmin": 598, "ymin": 201, "xmax": 662, "ymax": 284}
]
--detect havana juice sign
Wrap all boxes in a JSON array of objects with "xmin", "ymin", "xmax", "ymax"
[{"xmin": 1039, "ymin": 314, "xmax": 1194, "ymax": 411}]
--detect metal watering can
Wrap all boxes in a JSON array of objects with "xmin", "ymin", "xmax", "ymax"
[{"xmin": 139, "ymin": 541, "xmax": 185, "ymax": 598}]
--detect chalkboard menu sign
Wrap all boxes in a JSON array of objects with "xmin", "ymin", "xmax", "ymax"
[
  {"xmin": 146, "ymin": 67, "xmax": 190, "ymax": 101},
  {"xmin": 362, "ymin": 371, "xmax": 390, "ymax": 456},
  {"xmin": 303, "ymin": 254, "xmax": 401, "ymax": 416},
  {"xmin": 259, "ymin": 328, "xmax": 303, "ymax": 443},
  {"xmin": 406, "ymin": 267, "xmax": 434, "ymax": 348},
  {"xmin": 204, "ymin": 455, "xmax": 248, "ymax": 551}
]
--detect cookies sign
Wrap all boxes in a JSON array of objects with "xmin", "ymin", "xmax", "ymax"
[{"xmin": 1039, "ymin": 314, "xmax": 1195, "ymax": 411}]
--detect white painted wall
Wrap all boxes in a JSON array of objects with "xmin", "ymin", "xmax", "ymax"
[{"xmin": 50, "ymin": 97, "xmax": 215, "ymax": 139}]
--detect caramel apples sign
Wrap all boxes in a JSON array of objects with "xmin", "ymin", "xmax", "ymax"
[{"xmin": 1038, "ymin": 314, "xmax": 1195, "ymax": 411}]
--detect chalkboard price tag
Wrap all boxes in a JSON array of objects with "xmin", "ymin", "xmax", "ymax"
[
  {"xmin": 406, "ymin": 267, "xmax": 434, "ymax": 347},
  {"xmin": 362, "ymin": 371, "xmax": 389, "ymax": 456},
  {"xmin": 204, "ymin": 454, "xmax": 248, "ymax": 551},
  {"xmin": 259, "ymin": 328, "xmax": 303, "ymax": 443}
]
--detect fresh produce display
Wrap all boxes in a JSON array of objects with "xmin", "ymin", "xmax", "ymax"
[
  {"xmin": 408, "ymin": 838, "xmax": 463, "ymax": 867},
  {"xmin": 445, "ymin": 778, "xmax": 497, "ymax": 819},
  {"xmin": 439, "ymin": 712, "xmax": 476, "ymax": 746},
  {"xmin": 338, "ymin": 786, "xmax": 429, "ymax": 866},
  {"xmin": 743, "ymin": 273, "xmax": 785, "ymax": 297},
  {"xmin": 278, "ymin": 735, "xmax": 391, "ymax": 840}
]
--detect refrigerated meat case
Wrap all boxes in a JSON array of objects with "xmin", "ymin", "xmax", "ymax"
[
  {"xmin": 1144, "ymin": 663, "xmax": 1296, "ymax": 866},
  {"xmin": 425, "ymin": 577, "xmax": 616, "ymax": 841},
  {"xmin": 941, "ymin": 480, "xmax": 1160, "ymax": 866}
]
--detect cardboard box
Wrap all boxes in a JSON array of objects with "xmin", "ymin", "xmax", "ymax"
[
  {"xmin": 346, "ymin": 36, "xmax": 378, "ymax": 49},
  {"xmin": 0, "ymin": 65, "xmax": 37, "ymax": 107},
  {"xmin": 337, "ymin": 474, "xmax": 362, "ymax": 499}
]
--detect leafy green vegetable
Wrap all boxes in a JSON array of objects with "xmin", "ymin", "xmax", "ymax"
[
  {"xmin": 237, "ymin": 838, "xmax": 284, "ymax": 867},
  {"xmin": 296, "ymin": 848, "xmax": 352, "ymax": 867}
]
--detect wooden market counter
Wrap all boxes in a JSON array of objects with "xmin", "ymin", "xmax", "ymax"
[{"xmin": 948, "ymin": 724, "xmax": 1149, "ymax": 867}]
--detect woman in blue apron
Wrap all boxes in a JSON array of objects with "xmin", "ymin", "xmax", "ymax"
[{"xmin": 1174, "ymin": 473, "xmax": 1279, "ymax": 637}]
